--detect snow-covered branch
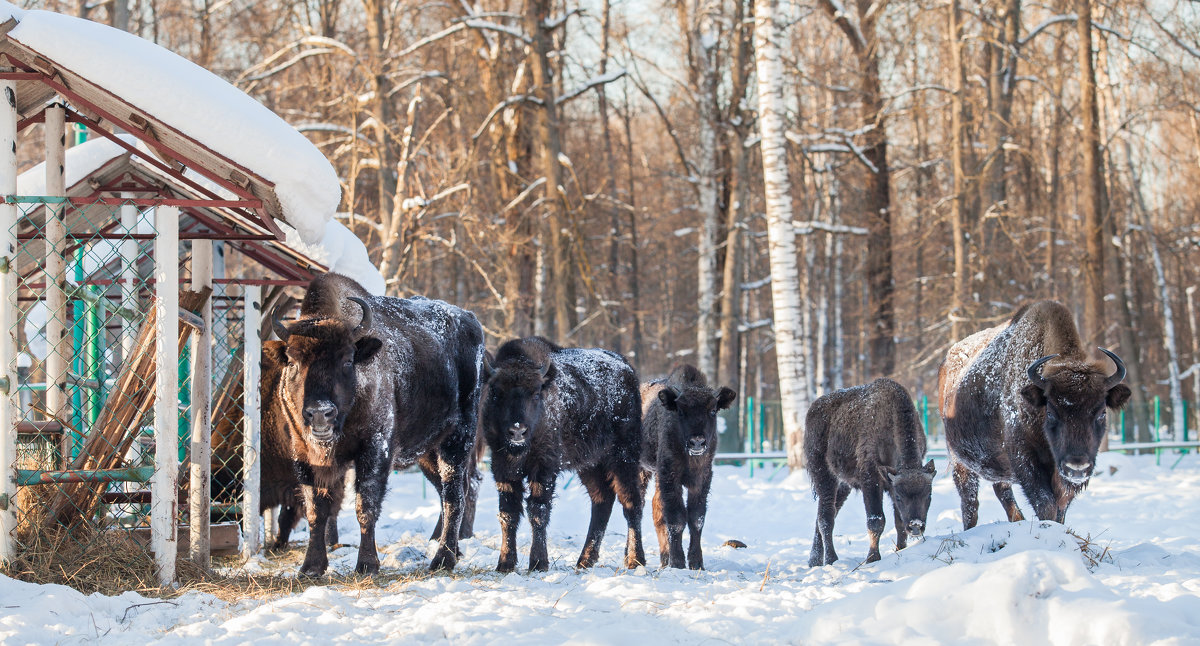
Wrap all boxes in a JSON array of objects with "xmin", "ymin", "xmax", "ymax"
[
  {"xmin": 471, "ymin": 94, "xmax": 543, "ymax": 140},
  {"xmin": 543, "ymin": 8, "xmax": 583, "ymax": 30},
  {"xmin": 817, "ymin": 0, "xmax": 867, "ymax": 53},
  {"xmin": 792, "ymin": 220, "xmax": 868, "ymax": 235},
  {"xmin": 1020, "ymin": 14, "xmax": 1076, "ymax": 46},
  {"xmin": 556, "ymin": 68, "xmax": 626, "ymax": 106}
]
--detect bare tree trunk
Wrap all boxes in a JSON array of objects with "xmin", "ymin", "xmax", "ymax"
[
  {"xmin": 948, "ymin": 0, "xmax": 976, "ymax": 341},
  {"xmin": 1077, "ymin": 0, "xmax": 1106, "ymax": 345},
  {"xmin": 597, "ymin": 0, "xmax": 623, "ymax": 355},
  {"xmin": 754, "ymin": 0, "xmax": 809, "ymax": 469},
  {"xmin": 814, "ymin": 0, "xmax": 893, "ymax": 376},
  {"xmin": 525, "ymin": 0, "xmax": 572, "ymax": 339}
]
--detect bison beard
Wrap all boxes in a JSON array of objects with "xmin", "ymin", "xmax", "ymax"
[
  {"xmin": 939, "ymin": 300, "xmax": 1131, "ymax": 528},
  {"xmin": 274, "ymin": 273, "xmax": 484, "ymax": 576}
]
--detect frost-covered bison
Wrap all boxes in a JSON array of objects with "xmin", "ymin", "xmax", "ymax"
[
  {"xmin": 938, "ymin": 300, "xmax": 1130, "ymax": 528},
  {"xmin": 273, "ymin": 273, "xmax": 485, "ymax": 575},
  {"xmin": 481, "ymin": 337, "xmax": 646, "ymax": 572},
  {"xmin": 805, "ymin": 378, "xmax": 935, "ymax": 566},
  {"xmin": 640, "ymin": 364, "xmax": 736, "ymax": 569}
]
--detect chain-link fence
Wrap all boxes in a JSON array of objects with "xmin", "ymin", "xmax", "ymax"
[
  {"xmin": 7, "ymin": 196, "xmax": 169, "ymax": 576},
  {"xmin": 210, "ymin": 281, "xmax": 246, "ymax": 526}
]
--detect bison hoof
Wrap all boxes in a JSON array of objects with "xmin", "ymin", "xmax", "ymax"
[
  {"xmin": 356, "ymin": 560, "xmax": 380, "ymax": 576},
  {"xmin": 530, "ymin": 557, "xmax": 550, "ymax": 572},
  {"xmin": 299, "ymin": 562, "xmax": 328, "ymax": 578},
  {"xmin": 430, "ymin": 548, "xmax": 458, "ymax": 571},
  {"xmin": 866, "ymin": 551, "xmax": 881, "ymax": 564},
  {"xmin": 688, "ymin": 561, "xmax": 704, "ymax": 571},
  {"xmin": 497, "ymin": 559, "xmax": 516, "ymax": 573},
  {"xmin": 625, "ymin": 555, "xmax": 647, "ymax": 570}
]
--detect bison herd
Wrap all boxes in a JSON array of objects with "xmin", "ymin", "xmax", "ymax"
[{"xmin": 251, "ymin": 274, "xmax": 1128, "ymax": 575}]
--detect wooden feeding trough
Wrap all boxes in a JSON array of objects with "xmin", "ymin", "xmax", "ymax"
[{"xmin": 0, "ymin": 6, "xmax": 350, "ymax": 583}]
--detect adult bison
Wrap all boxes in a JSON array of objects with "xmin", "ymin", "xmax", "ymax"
[
  {"xmin": 260, "ymin": 340, "xmax": 343, "ymax": 549},
  {"xmin": 640, "ymin": 364, "xmax": 736, "ymax": 569},
  {"xmin": 805, "ymin": 378, "xmax": 935, "ymax": 566},
  {"xmin": 938, "ymin": 300, "xmax": 1130, "ymax": 528},
  {"xmin": 481, "ymin": 337, "xmax": 646, "ymax": 572},
  {"xmin": 273, "ymin": 273, "xmax": 484, "ymax": 575}
]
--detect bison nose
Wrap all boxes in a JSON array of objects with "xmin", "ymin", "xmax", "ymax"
[
  {"xmin": 908, "ymin": 519, "xmax": 925, "ymax": 537},
  {"xmin": 303, "ymin": 401, "xmax": 338, "ymax": 426},
  {"xmin": 1061, "ymin": 457, "xmax": 1093, "ymax": 483},
  {"xmin": 686, "ymin": 436, "xmax": 707, "ymax": 455},
  {"xmin": 507, "ymin": 422, "xmax": 529, "ymax": 445}
]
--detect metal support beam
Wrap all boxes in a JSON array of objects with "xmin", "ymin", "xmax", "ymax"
[
  {"xmin": 0, "ymin": 78, "xmax": 19, "ymax": 565},
  {"xmin": 152, "ymin": 205, "xmax": 179, "ymax": 586},
  {"xmin": 242, "ymin": 285, "xmax": 261, "ymax": 558},
  {"xmin": 188, "ymin": 239, "xmax": 212, "ymax": 569}
]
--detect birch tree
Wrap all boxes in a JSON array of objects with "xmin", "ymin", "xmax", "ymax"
[{"xmin": 755, "ymin": 0, "xmax": 809, "ymax": 468}]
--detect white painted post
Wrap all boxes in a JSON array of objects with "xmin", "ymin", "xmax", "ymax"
[
  {"xmin": 119, "ymin": 193, "xmax": 137, "ymax": 365},
  {"xmin": 241, "ymin": 285, "xmax": 261, "ymax": 558},
  {"xmin": 151, "ymin": 206, "xmax": 179, "ymax": 585},
  {"xmin": 188, "ymin": 240, "xmax": 212, "ymax": 569},
  {"xmin": 43, "ymin": 105, "xmax": 67, "ymax": 460},
  {"xmin": 0, "ymin": 80, "xmax": 20, "ymax": 565}
]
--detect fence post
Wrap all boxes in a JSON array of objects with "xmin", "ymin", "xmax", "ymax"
[
  {"xmin": 0, "ymin": 79, "xmax": 20, "ymax": 565},
  {"xmin": 188, "ymin": 240, "xmax": 212, "ymax": 569},
  {"xmin": 1154, "ymin": 396, "xmax": 1162, "ymax": 467},
  {"xmin": 242, "ymin": 285, "xmax": 262, "ymax": 558},
  {"xmin": 152, "ymin": 206, "xmax": 179, "ymax": 586},
  {"xmin": 44, "ymin": 104, "xmax": 69, "ymax": 463}
]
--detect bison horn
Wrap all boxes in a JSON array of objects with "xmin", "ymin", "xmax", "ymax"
[
  {"xmin": 1098, "ymin": 347, "xmax": 1126, "ymax": 389},
  {"xmin": 272, "ymin": 312, "xmax": 291, "ymax": 342},
  {"xmin": 1026, "ymin": 354, "xmax": 1057, "ymax": 390},
  {"xmin": 348, "ymin": 296, "xmax": 373, "ymax": 338},
  {"xmin": 538, "ymin": 360, "xmax": 551, "ymax": 379}
]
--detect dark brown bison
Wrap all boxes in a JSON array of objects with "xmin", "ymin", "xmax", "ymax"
[
  {"xmin": 273, "ymin": 273, "xmax": 484, "ymax": 576},
  {"xmin": 481, "ymin": 337, "xmax": 646, "ymax": 572},
  {"xmin": 260, "ymin": 340, "xmax": 343, "ymax": 549},
  {"xmin": 938, "ymin": 300, "xmax": 1130, "ymax": 528},
  {"xmin": 805, "ymin": 378, "xmax": 935, "ymax": 565},
  {"xmin": 640, "ymin": 364, "xmax": 736, "ymax": 569}
]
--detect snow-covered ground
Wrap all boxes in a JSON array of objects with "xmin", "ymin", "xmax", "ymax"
[{"xmin": 4, "ymin": 452, "xmax": 1200, "ymax": 644}]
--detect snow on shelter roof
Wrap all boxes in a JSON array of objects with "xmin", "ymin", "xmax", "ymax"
[
  {"xmin": 12, "ymin": 136, "xmax": 385, "ymax": 293},
  {"xmin": 0, "ymin": 2, "xmax": 339, "ymax": 245}
]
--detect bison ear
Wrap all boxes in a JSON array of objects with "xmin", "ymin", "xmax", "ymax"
[
  {"xmin": 923, "ymin": 459, "xmax": 937, "ymax": 476},
  {"xmin": 878, "ymin": 464, "xmax": 899, "ymax": 482},
  {"xmin": 354, "ymin": 336, "xmax": 384, "ymax": 365},
  {"xmin": 541, "ymin": 360, "xmax": 557, "ymax": 388},
  {"xmin": 1021, "ymin": 384, "xmax": 1047, "ymax": 408},
  {"xmin": 715, "ymin": 387, "xmax": 737, "ymax": 410},
  {"xmin": 658, "ymin": 387, "xmax": 679, "ymax": 411},
  {"xmin": 262, "ymin": 341, "xmax": 288, "ymax": 368},
  {"xmin": 1106, "ymin": 383, "xmax": 1132, "ymax": 410}
]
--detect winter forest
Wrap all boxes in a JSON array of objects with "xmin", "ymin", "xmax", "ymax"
[{"xmin": 21, "ymin": 0, "xmax": 1198, "ymax": 454}]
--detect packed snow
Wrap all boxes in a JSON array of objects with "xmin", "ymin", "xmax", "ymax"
[
  {"xmin": 3, "ymin": 2, "xmax": 340, "ymax": 244},
  {"xmin": 3, "ymin": 451, "xmax": 1200, "ymax": 644}
]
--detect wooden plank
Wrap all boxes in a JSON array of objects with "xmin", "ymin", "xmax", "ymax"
[{"xmin": 126, "ymin": 522, "xmax": 240, "ymax": 557}]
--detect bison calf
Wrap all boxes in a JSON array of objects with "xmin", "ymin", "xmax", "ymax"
[
  {"xmin": 481, "ymin": 337, "xmax": 646, "ymax": 572},
  {"xmin": 640, "ymin": 364, "xmax": 735, "ymax": 569},
  {"xmin": 805, "ymin": 378, "xmax": 935, "ymax": 566}
]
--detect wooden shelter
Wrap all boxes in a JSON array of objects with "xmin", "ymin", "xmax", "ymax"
[{"xmin": 0, "ymin": 7, "xmax": 344, "ymax": 583}]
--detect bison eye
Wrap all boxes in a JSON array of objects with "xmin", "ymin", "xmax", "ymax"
[
  {"xmin": 343, "ymin": 359, "xmax": 353, "ymax": 369},
  {"xmin": 709, "ymin": 409, "xmax": 717, "ymax": 418}
]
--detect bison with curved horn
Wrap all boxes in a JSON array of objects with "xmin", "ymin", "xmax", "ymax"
[
  {"xmin": 938, "ymin": 300, "xmax": 1131, "ymax": 528},
  {"xmin": 273, "ymin": 273, "xmax": 485, "ymax": 576}
]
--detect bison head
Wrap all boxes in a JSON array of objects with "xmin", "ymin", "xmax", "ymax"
[
  {"xmin": 880, "ymin": 459, "xmax": 936, "ymax": 539},
  {"xmin": 480, "ymin": 356, "xmax": 555, "ymax": 450},
  {"xmin": 273, "ymin": 297, "xmax": 384, "ymax": 445},
  {"xmin": 658, "ymin": 384, "xmax": 737, "ymax": 457},
  {"xmin": 1020, "ymin": 348, "xmax": 1131, "ymax": 485}
]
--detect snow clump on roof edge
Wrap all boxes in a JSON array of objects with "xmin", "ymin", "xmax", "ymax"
[{"xmin": 2, "ymin": 2, "xmax": 339, "ymax": 244}]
